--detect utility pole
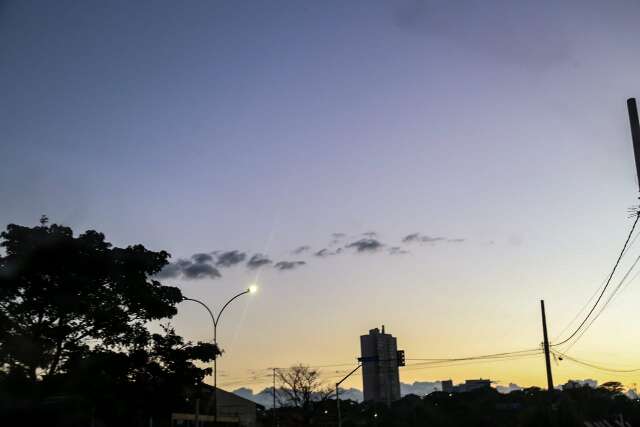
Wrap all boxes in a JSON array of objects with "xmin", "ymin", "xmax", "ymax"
[
  {"xmin": 272, "ymin": 368, "xmax": 277, "ymax": 427},
  {"xmin": 627, "ymin": 98, "xmax": 640, "ymax": 191},
  {"xmin": 540, "ymin": 300, "xmax": 554, "ymax": 393},
  {"xmin": 336, "ymin": 364, "xmax": 362, "ymax": 427}
]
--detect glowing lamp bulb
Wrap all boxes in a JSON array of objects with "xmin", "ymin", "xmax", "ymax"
[{"xmin": 248, "ymin": 284, "xmax": 258, "ymax": 294}]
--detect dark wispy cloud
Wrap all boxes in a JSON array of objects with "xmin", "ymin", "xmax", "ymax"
[
  {"xmin": 402, "ymin": 233, "xmax": 444, "ymax": 243},
  {"xmin": 314, "ymin": 248, "xmax": 342, "ymax": 258},
  {"xmin": 247, "ymin": 253, "xmax": 272, "ymax": 269},
  {"xmin": 388, "ymin": 247, "xmax": 410, "ymax": 255},
  {"xmin": 345, "ymin": 238, "xmax": 384, "ymax": 253},
  {"xmin": 331, "ymin": 233, "xmax": 346, "ymax": 239},
  {"xmin": 273, "ymin": 261, "xmax": 306, "ymax": 271},
  {"xmin": 192, "ymin": 253, "xmax": 214, "ymax": 263},
  {"xmin": 291, "ymin": 245, "xmax": 311, "ymax": 255},
  {"xmin": 362, "ymin": 231, "xmax": 377, "ymax": 238},
  {"xmin": 183, "ymin": 262, "xmax": 221, "ymax": 279},
  {"xmin": 156, "ymin": 257, "xmax": 221, "ymax": 280},
  {"xmin": 155, "ymin": 262, "xmax": 182, "ymax": 279},
  {"xmin": 215, "ymin": 250, "xmax": 246, "ymax": 267}
]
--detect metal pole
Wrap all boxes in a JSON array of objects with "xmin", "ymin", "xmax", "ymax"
[
  {"xmin": 182, "ymin": 289, "xmax": 251, "ymax": 426},
  {"xmin": 627, "ymin": 98, "xmax": 640, "ymax": 192},
  {"xmin": 336, "ymin": 383, "xmax": 341, "ymax": 427},
  {"xmin": 540, "ymin": 300, "xmax": 554, "ymax": 393},
  {"xmin": 213, "ymin": 324, "xmax": 217, "ymax": 424},
  {"xmin": 273, "ymin": 368, "xmax": 277, "ymax": 427},
  {"xmin": 335, "ymin": 364, "xmax": 361, "ymax": 427}
]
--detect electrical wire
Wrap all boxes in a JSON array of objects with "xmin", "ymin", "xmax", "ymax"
[
  {"xmin": 553, "ymin": 211, "xmax": 640, "ymax": 347},
  {"xmin": 406, "ymin": 348, "xmax": 541, "ymax": 363},
  {"xmin": 559, "ymin": 253, "xmax": 640, "ymax": 352},
  {"xmin": 553, "ymin": 225, "xmax": 640, "ymax": 342},
  {"xmin": 552, "ymin": 349, "xmax": 640, "ymax": 373}
]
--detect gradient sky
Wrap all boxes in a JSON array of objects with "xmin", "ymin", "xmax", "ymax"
[{"xmin": 2, "ymin": 0, "xmax": 640, "ymax": 392}]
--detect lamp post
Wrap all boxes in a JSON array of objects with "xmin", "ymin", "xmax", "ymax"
[{"xmin": 182, "ymin": 284, "xmax": 258, "ymax": 424}]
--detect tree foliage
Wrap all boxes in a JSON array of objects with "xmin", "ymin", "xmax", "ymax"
[
  {"xmin": 0, "ymin": 221, "xmax": 215, "ymax": 426},
  {"xmin": 276, "ymin": 364, "xmax": 333, "ymax": 410},
  {"xmin": 0, "ymin": 222, "xmax": 183, "ymax": 379}
]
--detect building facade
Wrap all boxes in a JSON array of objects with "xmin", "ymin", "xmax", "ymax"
[{"xmin": 360, "ymin": 326, "xmax": 401, "ymax": 405}]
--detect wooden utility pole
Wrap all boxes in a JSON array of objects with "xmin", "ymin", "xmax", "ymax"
[
  {"xmin": 627, "ymin": 98, "xmax": 640, "ymax": 191},
  {"xmin": 540, "ymin": 300, "xmax": 554, "ymax": 393},
  {"xmin": 272, "ymin": 368, "xmax": 277, "ymax": 427}
]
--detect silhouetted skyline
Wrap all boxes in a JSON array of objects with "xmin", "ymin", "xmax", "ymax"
[{"xmin": 2, "ymin": 0, "xmax": 640, "ymax": 392}]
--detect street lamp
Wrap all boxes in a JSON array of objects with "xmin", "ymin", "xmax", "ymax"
[{"xmin": 182, "ymin": 285, "xmax": 258, "ymax": 423}]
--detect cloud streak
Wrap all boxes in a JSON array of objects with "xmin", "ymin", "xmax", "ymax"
[
  {"xmin": 273, "ymin": 261, "xmax": 306, "ymax": 271},
  {"xmin": 215, "ymin": 250, "xmax": 246, "ymax": 267},
  {"xmin": 247, "ymin": 253, "xmax": 272, "ymax": 269},
  {"xmin": 345, "ymin": 238, "xmax": 384, "ymax": 253}
]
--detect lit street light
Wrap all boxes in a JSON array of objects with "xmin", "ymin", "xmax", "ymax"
[{"xmin": 182, "ymin": 285, "xmax": 258, "ymax": 424}]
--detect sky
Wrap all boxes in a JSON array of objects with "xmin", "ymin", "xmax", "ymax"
[{"xmin": 2, "ymin": 0, "xmax": 640, "ymax": 392}]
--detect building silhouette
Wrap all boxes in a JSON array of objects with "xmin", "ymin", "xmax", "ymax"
[
  {"xmin": 360, "ymin": 326, "xmax": 401, "ymax": 405},
  {"xmin": 441, "ymin": 379, "xmax": 492, "ymax": 393}
]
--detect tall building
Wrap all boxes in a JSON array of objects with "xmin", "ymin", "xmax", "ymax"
[{"xmin": 360, "ymin": 326, "xmax": 402, "ymax": 405}]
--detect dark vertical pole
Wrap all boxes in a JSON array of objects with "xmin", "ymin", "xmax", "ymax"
[
  {"xmin": 336, "ymin": 383, "xmax": 341, "ymax": 427},
  {"xmin": 213, "ymin": 325, "xmax": 217, "ymax": 425},
  {"xmin": 540, "ymin": 300, "xmax": 554, "ymax": 393},
  {"xmin": 627, "ymin": 98, "xmax": 640, "ymax": 192},
  {"xmin": 273, "ymin": 368, "xmax": 277, "ymax": 427}
]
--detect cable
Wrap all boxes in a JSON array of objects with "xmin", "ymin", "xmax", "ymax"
[
  {"xmin": 401, "ymin": 353, "xmax": 543, "ymax": 372},
  {"xmin": 553, "ymin": 226, "xmax": 640, "ymax": 342},
  {"xmin": 553, "ymin": 211, "xmax": 640, "ymax": 347},
  {"xmin": 560, "ymin": 253, "xmax": 640, "ymax": 352},
  {"xmin": 552, "ymin": 350, "xmax": 640, "ymax": 373},
  {"xmin": 407, "ymin": 348, "xmax": 541, "ymax": 363}
]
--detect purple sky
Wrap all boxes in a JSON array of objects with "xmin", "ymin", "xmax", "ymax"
[{"xmin": 2, "ymin": 0, "xmax": 640, "ymax": 390}]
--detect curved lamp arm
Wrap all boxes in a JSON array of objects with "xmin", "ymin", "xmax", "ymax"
[
  {"xmin": 182, "ymin": 297, "xmax": 216, "ymax": 340},
  {"xmin": 215, "ymin": 289, "xmax": 250, "ymax": 327}
]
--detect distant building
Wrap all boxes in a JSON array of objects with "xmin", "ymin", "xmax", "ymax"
[
  {"xmin": 360, "ymin": 326, "xmax": 402, "ymax": 405},
  {"xmin": 441, "ymin": 380, "xmax": 454, "ymax": 393},
  {"xmin": 172, "ymin": 385, "xmax": 260, "ymax": 426},
  {"xmin": 440, "ymin": 379, "xmax": 492, "ymax": 393}
]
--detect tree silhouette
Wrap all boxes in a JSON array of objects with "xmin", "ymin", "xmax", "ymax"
[{"xmin": 0, "ymin": 222, "xmax": 183, "ymax": 380}]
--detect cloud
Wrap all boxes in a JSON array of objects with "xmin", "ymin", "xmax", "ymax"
[
  {"xmin": 362, "ymin": 231, "xmax": 377, "ymax": 238},
  {"xmin": 388, "ymin": 246, "xmax": 410, "ymax": 255},
  {"xmin": 176, "ymin": 259, "xmax": 193, "ymax": 268},
  {"xmin": 401, "ymin": 381, "xmax": 442, "ymax": 396},
  {"xmin": 448, "ymin": 238, "xmax": 465, "ymax": 243},
  {"xmin": 156, "ymin": 255, "xmax": 222, "ymax": 280},
  {"xmin": 331, "ymin": 233, "xmax": 346, "ymax": 239},
  {"xmin": 215, "ymin": 250, "xmax": 246, "ymax": 267},
  {"xmin": 155, "ymin": 262, "xmax": 183, "ymax": 279},
  {"xmin": 273, "ymin": 261, "xmax": 306, "ymax": 271},
  {"xmin": 496, "ymin": 383, "xmax": 523, "ymax": 394},
  {"xmin": 247, "ymin": 253, "xmax": 272, "ymax": 269},
  {"xmin": 345, "ymin": 238, "xmax": 384, "ymax": 253},
  {"xmin": 402, "ymin": 233, "xmax": 445, "ymax": 244},
  {"xmin": 292, "ymin": 245, "xmax": 311, "ymax": 255},
  {"xmin": 314, "ymin": 248, "xmax": 342, "ymax": 258},
  {"xmin": 183, "ymin": 262, "xmax": 221, "ymax": 279},
  {"xmin": 192, "ymin": 253, "xmax": 213, "ymax": 263}
]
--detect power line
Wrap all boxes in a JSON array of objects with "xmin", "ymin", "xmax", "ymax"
[
  {"xmin": 552, "ymin": 350, "xmax": 640, "ymax": 373},
  {"xmin": 559, "ymin": 252, "xmax": 640, "ymax": 352},
  {"xmin": 406, "ymin": 348, "xmax": 541, "ymax": 363},
  {"xmin": 553, "ymin": 211, "xmax": 640, "ymax": 347},
  {"xmin": 401, "ymin": 353, "xmax": 543, "ymax": 373}
]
